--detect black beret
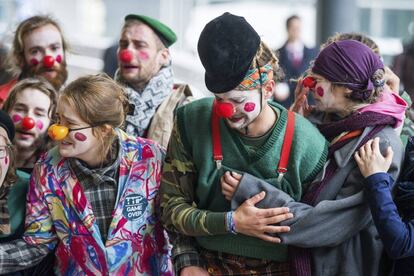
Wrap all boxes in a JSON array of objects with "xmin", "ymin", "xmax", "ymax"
[
  {"xmin": 197, "ymin": 12, "xmax": 260, "ymax": 93},
  {"xmin": 125, "ymin": 14, "xmax": 177, "ymax": 47},
  {"xmin": 0, "ymin": 110, "xmax": 15, "ymax": 141}
]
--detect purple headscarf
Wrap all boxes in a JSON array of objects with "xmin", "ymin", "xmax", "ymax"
[{"xmin": 312, "ymin": 40, "xmax": 384, "ymax": 101}]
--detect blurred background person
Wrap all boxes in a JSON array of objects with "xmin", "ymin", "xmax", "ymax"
[
  {"xmin": 275, "ymin": 15, "xmax": 317, "ymax": 108},
  {"xmin": 392, "ymin": 34, "xmax": 414, "ymax": 105}
]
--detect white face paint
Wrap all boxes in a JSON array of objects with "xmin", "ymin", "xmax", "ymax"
[
  {"xmin": 311, "ymin": 74, "xmax": 351, "ymax": 115},
  {"xmin": 57, "ymin": 102, "xmax": 101, "ymax": 167},
  {"xmin": 9, "ymin": 88, "xmax": 51, "ymax": 150},
  {"xmin": 23, "ymin": 24, "xmax": 64, "ymax": 81},
  {"xmin": 215, "ymin": 89, "xmax": 262, "ymax": 130}
]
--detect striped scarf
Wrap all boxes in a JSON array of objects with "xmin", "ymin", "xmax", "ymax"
[{"xmin": 116, "ymin": 65, "xmax": 174, "ymax": 137}]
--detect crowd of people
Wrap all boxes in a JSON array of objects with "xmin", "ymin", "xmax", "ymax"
[{"xmin": 0, "ymin": 10, "xmax": 412, "ymax": 276}]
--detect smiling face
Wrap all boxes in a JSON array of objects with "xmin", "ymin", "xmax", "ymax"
[
  {"xmin": 118, "ymin": 21, "xmax": 168, "ymax": 89},
  {"xmin": 215, "ymin": 88, "xmax": 263, "ymax": 130},
  {"xmin": 9, "ymin": 88, "xmax": 51, "ymax": 150},
  {"xmin": 22, "ymin": 24, "xmax": 67, "ymax": 90},
  {"xmin": 57, "ymin": 100, "xmax": 102, "ymax": 166}
]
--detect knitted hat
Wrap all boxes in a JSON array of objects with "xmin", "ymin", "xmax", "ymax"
[
  {"xmin": 197, "ymin": 12, "xmax": 261, "ymax": 93},
  {"xmin": 0, "ymin": 110, "xmax": 15, "ymax": 142},
  {"xmin": 125, "ymin": 14, "xmax": 177, "ymax": 47}
]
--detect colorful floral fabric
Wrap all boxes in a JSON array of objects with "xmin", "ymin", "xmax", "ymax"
[{"xmin": 23, "ymin": 129, "xmax": 173, "ymax": 275}]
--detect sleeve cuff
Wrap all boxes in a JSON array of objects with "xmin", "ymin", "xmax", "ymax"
[
  {"xmin": 174, "ymin": 252, "xmax": 205, "ymax": 275},
  {"xmin": 205, "ymin": 212, "xmax": 227, "ymax": 234},
  {"xmin": 364, "ymin": 172, "xmax": 393, "ymax": 190}
]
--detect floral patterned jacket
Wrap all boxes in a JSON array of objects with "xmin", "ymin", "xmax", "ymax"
[{"xmin": 23, "ymin": 129, "xmax": 173, "ymax": 275}]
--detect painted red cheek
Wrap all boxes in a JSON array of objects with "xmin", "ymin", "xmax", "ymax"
[
  {"xmin": 36, "ymin": 120, "xmax": 44, "ymax": 130},
  {"xmin": 74, "ymin": 132, "xmax": 87, "ymax": 141},
  {"xmin": 244, "ymin": 102, "xmax": 256, "ymax": 112},
  {"xmin": 30, "ymin": 58, "xmax": 39, "ymax": 66},
  {"xmin": 56, "ymin": 54, "xmax": 62, "ymax": 63},
  {"xmin": 138, "ymin": 51, "xmax": 149, "ymax": 60},
  {"xmin": 316, "ymin": 87, "xmax": 324, "ymax": 97},
  {"xmin": 4, "ymin": 156, "xmax": 8, "ymax": 165},
  {"xmin": 11, "ymin": 114, "xmax": 22, "ymax": 123}
]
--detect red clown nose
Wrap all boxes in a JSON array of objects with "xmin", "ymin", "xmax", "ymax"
[
  {"xmin": 215, "ymin": 101, "xmax": 235, "ymax": 118},
  {"xmin": 119, "ymin": 49, "xmax": 133, "ymax": 63},
  {"xmin": 302, "ymin": 76, "xmax": 317, "ymax": 89},
  {"xmin": 21, "ymin": 117, "xmax": 35, "ymax": 130},
  {"xmin": 43, "ymin": 56, "xmax": 55, "ymax": 68}
]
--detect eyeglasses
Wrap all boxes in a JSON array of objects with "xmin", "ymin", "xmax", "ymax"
[{"xmin": 0, "ymin": 145, "xmax": 10, "ymax": 159}]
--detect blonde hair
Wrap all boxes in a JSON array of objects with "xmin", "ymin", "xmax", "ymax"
[
  {"xmin": 10, "ymin": 15, "xmax": 68, "ymax": 75},
  {"xmin": 251, "ymin": 41, "xmax": 284, "ymax": 82},
  {"xmin": 60, "ymin": 74, "xmax": 128, "ymax": 164},
  {"xmin": 321, "ymin": 32, "xmax": 380, "ymax": 55}
]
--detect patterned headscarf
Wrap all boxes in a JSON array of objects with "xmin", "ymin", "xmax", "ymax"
[{"xmin": 235, "ymin": 63, "xmax": 273, "ymax": 91}]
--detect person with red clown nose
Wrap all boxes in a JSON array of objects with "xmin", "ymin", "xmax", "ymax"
[
  {"xmin": 160, "ymin": 12, "xmax": 328, "ymax": 276},
  {"xmin": 0, "ymin": 74, "xmax": 173, "ymax": 275},
  {"xmin": 115, "ymin": 14, "xmax": 193, "ymax": 149},
  {"xmin": 0, "ymin": 15, "xmax": 68, "ymax": 107},
  {"xmin": 3, "ymin": 78, "xmax": 57, "ymax": 174}
]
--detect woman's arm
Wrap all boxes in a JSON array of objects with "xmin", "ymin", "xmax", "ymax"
[
  {"xmin": 355, "ymin": 137, "xmax": 414, "ymax": 258},
  {"xmin": 364, "ymin": 173, "xmax": 414, "ymax": 259},
  {"xmin": 160, "ymin": 119, "xmax": 292, "ymax": 239},
  {"xmin": 232, "ymin": 172, "xmax": 371, "ymax": 248}
]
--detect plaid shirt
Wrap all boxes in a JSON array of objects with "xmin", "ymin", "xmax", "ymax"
[
  {"xmin": 0, "ymin": 239, "xmax": 50, "ymax": 274},
  {"xmin": 169, "ymin": 231, "xmax": 205, "ymax": 274},
  {"xmin": 69, "ymin": 141, "xmax": 120, "ymax": 242},
  {"xmin": 0, "ymin": 139, "xmax": 123, "ymax": 274}
]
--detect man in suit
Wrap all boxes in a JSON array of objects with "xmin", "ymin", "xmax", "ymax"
[{"xmin": 276, "ymin": 15, "xmax": 317, "ymax": 108}]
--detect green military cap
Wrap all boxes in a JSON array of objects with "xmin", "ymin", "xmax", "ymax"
[{"xmin": 124, "ymin": 14, "xmax": 177, "ymax": 47}]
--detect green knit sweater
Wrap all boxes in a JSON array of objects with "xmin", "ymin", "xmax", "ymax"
[{"xmin": 177, "ymin": 98, "xmax": 328, "ymax": 261}]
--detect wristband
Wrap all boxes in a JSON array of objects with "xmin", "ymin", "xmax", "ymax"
[{"xmin": 226, "ymin": 211, "xmax": 237, "ymax": 234}]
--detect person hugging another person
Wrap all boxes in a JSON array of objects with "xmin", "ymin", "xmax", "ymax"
[
  {"xmin": 160, "ymin": 13, "xmax": 328, "ymax": 275},
  {"xmin": 222, "ymin": 39, "xmax": 405, "ymax": 275},
  {"xmin": 3, "ymin": 78, "xmax": 57, "ymax": 174},
  {"xmin": 0, "ymin": 74, "xmax": 173, "ymax": 275}
]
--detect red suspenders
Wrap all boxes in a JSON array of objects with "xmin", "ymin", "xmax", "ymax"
[{"xmin": 211, "ymin": 101, "xmax": 295, "ymax": 182}]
